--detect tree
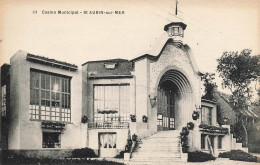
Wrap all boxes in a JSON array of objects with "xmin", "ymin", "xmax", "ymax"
[
  {"xmin": 217, "ymin": 49, "xmax": 260, "ymax": 146},
  {"xmin": 201, "ymin": 72, "xmax": 217, "ymax": 100}
]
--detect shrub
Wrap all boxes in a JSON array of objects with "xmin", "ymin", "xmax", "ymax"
[
  {"xmin": 114, "ymin": 151, "xmax": 125, "ymax": 158},
  {"xmin": 218, "ymin": 150, "xmax": 258, "ymax": 162},
  {"xmin": 229, "ymin": 150, "xmax": 257, "ymax": 162},
  {"xmin": 71, "ymin": 147, "xmax": 97, "ymax": 158},
  {"xmin": 188, "ymin": 151, "xmax": 216, "ymax": 162},
  {"xmin": 218, "ymin": 151, "xmax": 231, "ymax": 158}
]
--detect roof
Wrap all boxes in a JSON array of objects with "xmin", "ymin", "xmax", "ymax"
[
  {"xmin": 26, "ymin": 53, "xmax": 78, "ymax": 71},
  {"xmin": 216, "ymin": 91, "xmax": 260, "ymax": 118},
  {"xmin": 130, "ymin": 54, "xmax": 156, "ymax": 62},
  {"xmin": 82, "ymin": 58, "xmax": 129, "ymax": 66},
  {"xmin": 130, "ymin": 39, "xmax": 202, "ymax": 76},
  {"xmin": 85, "ymin": 58, "xmax": 133, "ymax": 78},
  {"xmin": 164, "ymin": 22, "xmax": 187, "ymax": 31}
]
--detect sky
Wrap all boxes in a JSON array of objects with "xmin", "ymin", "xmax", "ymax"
[{"xmin": 0, "ymin": 0, "xmax": 259, "ymax": 92}]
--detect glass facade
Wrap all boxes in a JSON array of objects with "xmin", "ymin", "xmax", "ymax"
[
  {"xmin": 30, "ymin": 71, "xmax": 71, "ymax": 122},
  {"xmin": 94, "ymin": 84, "xmax": 130, "ymax": 123}
]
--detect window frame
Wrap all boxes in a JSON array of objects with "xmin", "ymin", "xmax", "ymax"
[
  {"xmin": 169, "ymin": 26, "xmax": 184, "ymax": 37},
  {"xmin": 30, "ymin": 69, "xmax": 71, "ymax": 123},
  {"xmin": 157, "ymin": 113, "xmax": 163, "ymax": 126},
  {"xmin": 93, "ymin": 84, "xmax": 130, "ymax": 123},
  {"xmin": 218, "ymin": 136, "xmax": 223, "ymax": 149},
  {"xmin": 201, "ymin": 106, "xmax": 212, "ymax": 125},
  {"xmin": 42, "ymin": 132, "xmax": 61, "ymax": 148}
]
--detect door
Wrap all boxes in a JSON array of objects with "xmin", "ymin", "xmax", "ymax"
[
  {"xmin": 157, "ymin": 89, "xmax": 175, "ymax": 131},
  {"xmin": 99, "ymin": 133, "xmax": 117, "ymax": 157}
]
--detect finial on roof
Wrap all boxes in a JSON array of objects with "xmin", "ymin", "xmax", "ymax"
[
  {"xmin": 163, "ymin": 0, "xmax": 186, "ymax": 47},
  {"xmin": 175, "ymin": 0, "xmax": 178, "ymax": 15}
]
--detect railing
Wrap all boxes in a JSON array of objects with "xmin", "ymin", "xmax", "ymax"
[{"xmin": 88, "ymin": 122, "xmax": 129, "ymax": 129}]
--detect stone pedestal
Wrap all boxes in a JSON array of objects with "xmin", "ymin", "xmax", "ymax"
[{"xmin": 124, "ymin": 152, "xmax": 130, "ymax": 161}]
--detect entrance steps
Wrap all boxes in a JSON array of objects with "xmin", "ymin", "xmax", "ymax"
[{"xmin": 130, "ymin": 130, "xmax": 182, "ymax": 164}]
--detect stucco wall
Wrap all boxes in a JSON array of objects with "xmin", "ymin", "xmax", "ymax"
[
  {"xmin": 132, "ymin": 59, "xmax": 149, "ymax": 123},
  {"xmin": 9, "ymin": 50, "xmax": 84, "ymax": 150},
  {"xmin": 149, "ymin": 43, "xmax": 201, "ymax": 131}
]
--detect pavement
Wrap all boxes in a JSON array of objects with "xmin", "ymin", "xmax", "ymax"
[{"xmin": 99, "ymin": 157, "xmax": 260, "ymax": 165}]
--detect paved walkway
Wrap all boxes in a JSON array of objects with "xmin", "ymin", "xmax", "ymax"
[{"xmin": 100, "ymin": 157, "xmax": 260, "ymax": 165}]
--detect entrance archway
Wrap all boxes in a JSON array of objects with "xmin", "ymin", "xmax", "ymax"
[{"xmin": 156, "ymin": 69, "xmax": 192, "ymax": 131}]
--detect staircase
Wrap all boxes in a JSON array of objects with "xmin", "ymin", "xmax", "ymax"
[{"xmin": 130, "ymin": 130, "xmax": 182, "ymax": 164}]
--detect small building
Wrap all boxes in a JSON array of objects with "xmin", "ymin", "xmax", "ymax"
[
  {"xmin": 0, "ymin": 19, "xmax": 251, "ymax": 160},
  {"xmin": 213, "ymin": 90, "xmax": 260, "ymax": 153}
]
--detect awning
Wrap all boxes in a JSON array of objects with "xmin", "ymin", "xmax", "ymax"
[{"xmin": 97, "ymin": 109, "xmax": 118, "ymax": 114}]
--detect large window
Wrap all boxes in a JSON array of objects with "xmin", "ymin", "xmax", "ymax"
[
  {"xmin": 94, "ymin": 85, "xmax": 130, "ymax": 123},
  {"xmin": 42, "ymin": 132, "xmax": 61, "ymax": 148},
  {"xmin": 201, "ymin": 106, "xmax": 212, "ymax": 125},
  {"xmin": 30, "ymin": 71, "xmax": 71, "ymax": 122},
  {"xmin": 1, "ymin": 85, "xmax": 6, "ymax": 117}
]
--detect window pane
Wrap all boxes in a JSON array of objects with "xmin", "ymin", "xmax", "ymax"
[
  {"xmin": 94, "ymin": 85, "xmax": 130, "ymax": 123},
  {"xmin": 41, "ymin": 74, "xmax": 46, "ymax": 89},
  {"xmin": 46, "ymin": 75, "xmax": 50, "ymax": 90}
]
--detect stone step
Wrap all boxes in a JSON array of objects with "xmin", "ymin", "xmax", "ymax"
[
  {"xmin": 139, "ymin": 141, "xmax": 180, "ymax": 144},
  {"xmin": 134, "ymin": 148, "xmax": 180, "ymax": 153},
  {"xmin": 137, "ymin": 143, "xmax": 180, "ymax": 147},
  {"xmin": 130, "ymin": 131, "xmax": 182, "ymax": 162},
  {"xmin": 131, "ymin": 157, "xmax": 181, "ymax": 162},
  {"xmin": 148, "ymin": 135, "xmax": 180, "ymax": 138},
  {"xmin": 131, "ymin": 151, "xmax": 181, "ymax": 157},
  {"xmin": 142, "ymin": 137, "xmax": 179, "ymax": 141},
  {"xmin": 133, "ymin": 146, "xmax": 181, "ymax": 151}
]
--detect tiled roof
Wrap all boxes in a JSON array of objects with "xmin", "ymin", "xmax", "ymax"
[
  {"xmin": 86, "ymin": 58, "xmax": 133, "ymax": 78},
  {"xmin": 26, "ymin": 53, "xmax": 78, "ymax": 71},
  {"xmin": 82, "ymin": 58, "xmax": 129, "ymax": 66},
  {"xmin": 216, "ymin": 91, "xmax": 260, "ymax": 118}
]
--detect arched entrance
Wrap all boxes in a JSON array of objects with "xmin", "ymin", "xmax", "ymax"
[{"xmin": 156, "ymin": 69, "xmax": 192, "ymax": 131}]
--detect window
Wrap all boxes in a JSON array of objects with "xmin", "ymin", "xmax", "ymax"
[
  {"xmin": 201, "ymin": 106, "xmax": 212, "ymax": 125},
  {"xmin": 209, "ymin": 135, "xmax": 214, "ymax": 149},
  {"xmin": 42, "ymin": 132, "xmax": 61, "ymax": 148},
  {"xmin": 218, "ymin": 136, "xmax": 223, "ymax": 149},
  {"xmin": 201, "ymin": 134, "xmax": 206, "ymax": 149},
  {"xmin": 169, "ymin": 118, "xmax": 174, "ymax": 128},
  {"xmin": 30, "ymin": 71, "xmax": 71, "ymax": 122},
  {"xmin": 157, "ymin": 113, "xmax": 163, "ymax": 125},
  {"xmin": 99, "ymin": 133, "xmax": 117, "ymax": 148},
  {"xmin": 169, "ymin": 27, "xmax": 183, "ymax": 36},
  {"xmin": 94, "ymin": 85, "xmax": 130, "ymax": 123},
  {"xmin": 1, "ymin": 85, "xmax": 6, "ymax": 117}
]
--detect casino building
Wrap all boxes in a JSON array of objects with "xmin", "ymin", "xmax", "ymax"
[{"xmin": 0, "ymin": 18, "xmax": 249, "ymax": 160}]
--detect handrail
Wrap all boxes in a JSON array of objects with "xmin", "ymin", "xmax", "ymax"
[
  {"xmin": 129, "ymin": 141, "xmax": 136, "ymax": 158},
  {"xmin": 88, "ymin": 122, "xmax": 129, "ymax": 129}
]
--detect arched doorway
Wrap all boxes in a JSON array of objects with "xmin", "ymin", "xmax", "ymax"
[{"xmin": 156, "ymin": 69, "xmax": 192, "ymax": 131}]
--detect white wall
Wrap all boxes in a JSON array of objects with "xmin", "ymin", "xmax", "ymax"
[{"xmin": 9, "ymin": 50, "xmax": 83, "ymax": 150}]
